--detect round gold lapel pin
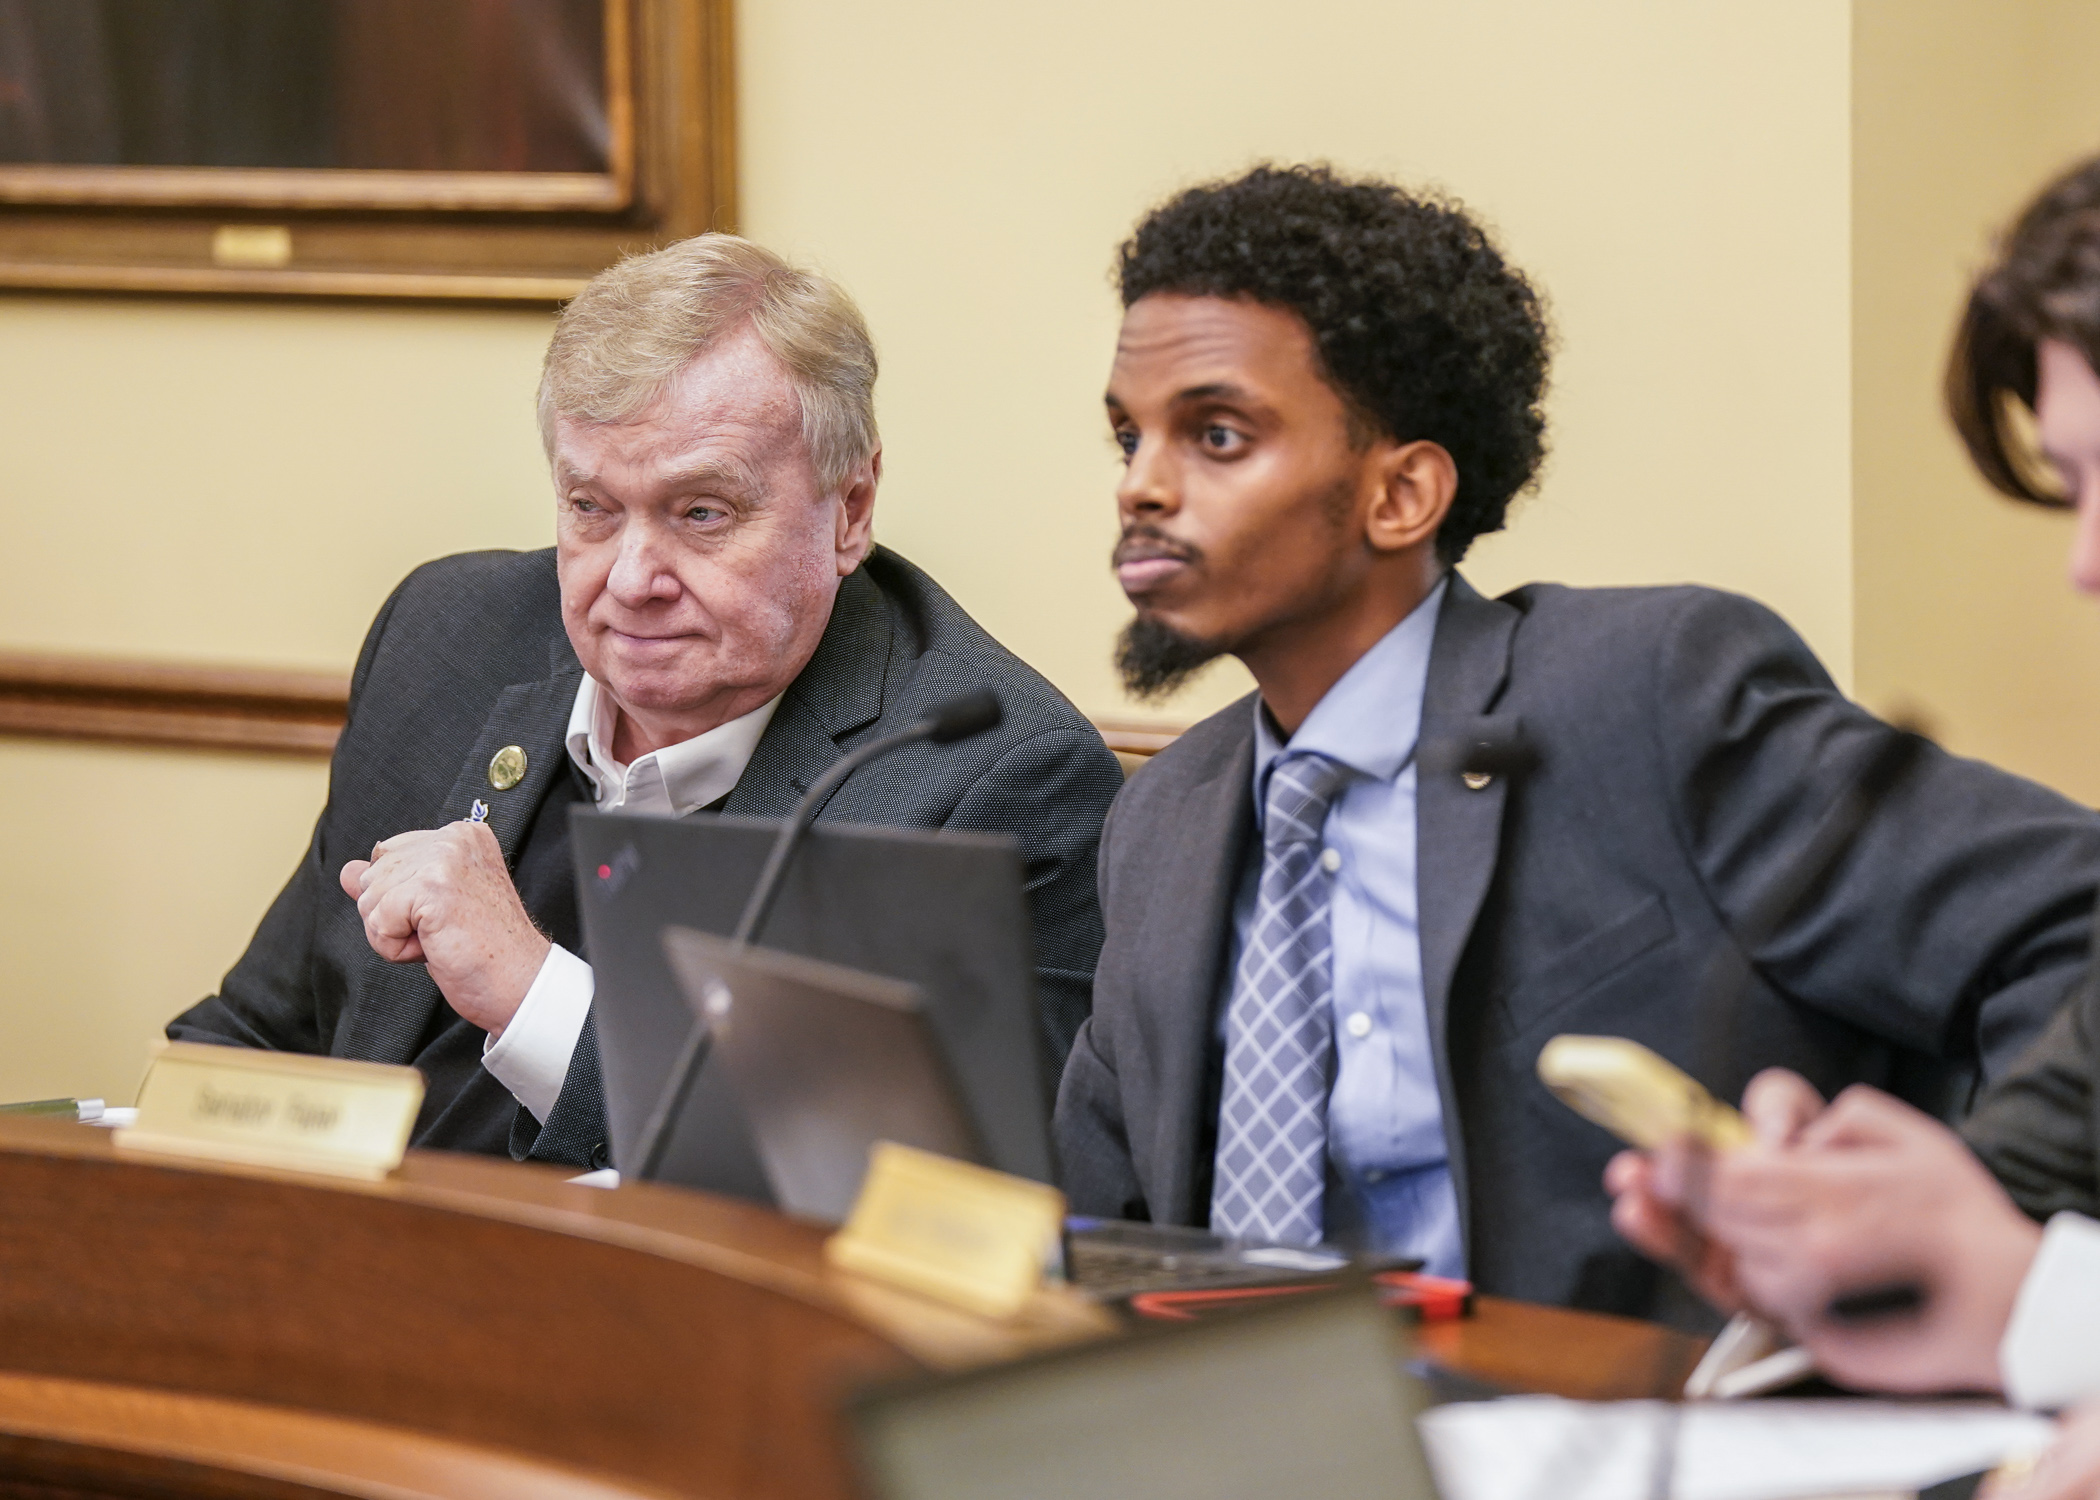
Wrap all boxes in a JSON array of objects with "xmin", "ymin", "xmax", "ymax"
[{"xmin": 488, "ymin": 745, "xmax": 528, "ymax": 791}]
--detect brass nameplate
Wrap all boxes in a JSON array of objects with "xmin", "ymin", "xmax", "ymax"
[
  {"xmin": 825, "ymin": 1141, "xmax": 1065, "ymax": 1320},
  {"xmin": 115, "ymin": 1042, "xmax": 423, "ymax": 1180},
  {"xmin": 210, "ymin": 225, "xmax": 293, "ymax": 268}
]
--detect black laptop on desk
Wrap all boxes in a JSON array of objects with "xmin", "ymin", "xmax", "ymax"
[
  {"xmin": 573, "ymin": 807, "xmax": 1405, "ymax": 1297},
  {"xmin": 571, "ymin": 807, "xmax": 1054, "ymax": 1192}
]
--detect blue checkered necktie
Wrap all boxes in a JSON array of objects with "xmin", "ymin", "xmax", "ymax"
[{"xmin": 1211, "ymin": 750, "xmax": 1353, "ymax": 1247}]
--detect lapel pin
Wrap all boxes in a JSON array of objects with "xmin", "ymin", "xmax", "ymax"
[
  {"xmin": 1462, "ymin": 771, "xmax": 1493, "ymax": 791},
  {"xmin": 488, "ymin": 745, "xmax": 528, "ymax": 790},
  {"xmin": 468, "ymin": 799, "xmax": 490, "ymax": 824}
]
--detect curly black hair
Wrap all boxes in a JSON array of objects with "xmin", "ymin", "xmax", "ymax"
[
  {"xmin": 1118, "ymin": 164, "xmax": 1552, "ymax": 564},
  {"xmin": 1947, "ymin": 153, "xmax": 2100, "ymax": 507}
]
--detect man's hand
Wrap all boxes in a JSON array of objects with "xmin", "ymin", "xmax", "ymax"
[
  {"xmin": 1699, "ymin": 1082, "xmax": 2042, "ymax": 1394},
  {"xmin": 1605, "ymin": 1068, "xmax": 1827, "ymax": 1314},
  {"xmin": 339, "ymin": 823, "xmax": 550, "ymax": 1037},
  {"xmin": 1608, "ymin": 1066, "xmax": 2044, "ymax": 1396}
]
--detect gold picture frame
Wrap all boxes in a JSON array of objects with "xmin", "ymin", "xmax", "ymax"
[{"xmin": 0, "ymin": 0, "xmax": 732, "ymax": 303}]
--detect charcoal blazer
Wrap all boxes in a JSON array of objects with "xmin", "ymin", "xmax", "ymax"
[
  {"xmin": 1964, "ymin": 962, "xmax": 2100, "ymax": 1221},
  {"xmin": 1055, "ymin": 573, "xmax": 2100, "ymax": 1324},
  {"xmin": 172, "ymin": 544, "xmax": 1125, "ymax": 1169}
]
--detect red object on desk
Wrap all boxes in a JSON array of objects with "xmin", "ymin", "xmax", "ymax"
[{"xmin": 1127, "ymin": 1270, "xmax": 1475, "ymax": 1324}]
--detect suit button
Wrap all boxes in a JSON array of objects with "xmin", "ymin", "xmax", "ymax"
[{"xmin": 588, "ymin": 1141, "xmax": 611, "ymax": 1171}]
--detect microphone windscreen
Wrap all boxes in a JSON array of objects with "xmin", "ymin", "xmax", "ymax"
[{"xmin": 924, "ymin": 688, "xmax": 1003, "ymax": 744}]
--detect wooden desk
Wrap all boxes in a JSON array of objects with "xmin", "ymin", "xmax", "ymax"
[{"xmin": 0, "ymin": 1117, "xmax": 1701, "ymax": 1498}]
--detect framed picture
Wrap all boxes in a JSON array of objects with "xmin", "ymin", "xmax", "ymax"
[{"xmin": 0, "ymin": 0, "xmax": 732, "ymax": 302}]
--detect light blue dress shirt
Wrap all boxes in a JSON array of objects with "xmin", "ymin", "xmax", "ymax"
[{"xmin": 1224, "ymin": 578, "xmax": 1462, "ymax": 1277}]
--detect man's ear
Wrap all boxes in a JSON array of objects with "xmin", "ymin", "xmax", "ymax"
[
  {"xmin": 835, "ymin": 447, "xmax": 882, "ymax": 574},
  {"xmin": 1365, "ymin": 439, "xmax": 1457, "ymax": 555}
]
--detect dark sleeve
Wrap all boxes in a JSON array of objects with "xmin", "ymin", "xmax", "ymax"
[
  {"xmin": 512, "ymin": 1015, "xmax": 606, "ymax": 1170},
  {"xmin": 1055, "ymin": 1021, "xmax": 1150, "ymax": 1218},
  {"xmin": 1656, "ymin": 590, "xmax": 2100, "ymax": 1079},
  {"xmin": 941, "ymin": 725, "xmax": 1126, "ymax": 1072},
  {"xmin": 1050, "ymin": 791, "xmax": 1151, "ymax": 1218},
  {"xmin": 166, "ymin": 582, "xmax": 409, "ymax": 1053},
  {"xmin": 1964, "ymin": 963, "xmax": 2100, "ymax": 1220}
]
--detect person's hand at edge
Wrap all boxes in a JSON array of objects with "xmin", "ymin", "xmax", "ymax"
[
  {"xmin": 1701, "ymin": 1083, "xmax": 2042, "ymax": 1395},
  {"xmin": 1604, "ymin": 1067, "xmax": 1826, "ymax": 1313}
]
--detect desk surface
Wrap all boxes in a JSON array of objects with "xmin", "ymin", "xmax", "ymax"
[{"xmin": 0, "ymin": 1116, "xmax": 1703, "ymax": 1498}]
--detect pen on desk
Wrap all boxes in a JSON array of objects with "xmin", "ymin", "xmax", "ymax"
[{"xmin": 0, "ymin": 1097, "xmax": 104, "ymax": 1121}]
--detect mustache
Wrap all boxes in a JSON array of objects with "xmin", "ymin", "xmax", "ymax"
[{"xmin": 1111, "ymin": 525, "xmax": 1203, "ymax": 569}]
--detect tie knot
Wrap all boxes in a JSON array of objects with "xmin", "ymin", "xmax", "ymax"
[{"xmin": 1264, "ymin": 752, "xmax": 1350, "ymax": 847}]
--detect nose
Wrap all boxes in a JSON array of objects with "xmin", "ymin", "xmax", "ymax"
[
  {"xmin": 1116, "ymin": 435, "xmax": 1178, "ymax": 524},
  {"xmin": 604, "ymin": 516, "xmax": 682, "ymax": 608},
  {"xmin": 2071, "ymin": 476, "xmax": 2100, "ymax": 596}
]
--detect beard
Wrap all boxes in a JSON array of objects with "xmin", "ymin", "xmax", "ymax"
[{"xmin": 1115, "ymin": 613, "xmax": 1225, "ymax": 701}]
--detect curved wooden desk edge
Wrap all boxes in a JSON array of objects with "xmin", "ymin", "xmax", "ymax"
[
  {"xmin": 0, "ymin": 1116, "xmax": 1108, "ymax": 1500},
  {"xmin": 2, "ymin": 1115, "xmax": 1111, "ymax": 1370},
  {"xmin": 1420, "ymin": 1295, "xmax": 1708, "ymax": 1402},
  {"xmin": 0, "ymin": 1370, "xmax": 671, "ymax": 1500}
]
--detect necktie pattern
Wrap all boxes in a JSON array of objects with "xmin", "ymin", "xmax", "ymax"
[{"xmin": 1211, "ymin": 751, "xmax": 1353, "ymax": 1246}]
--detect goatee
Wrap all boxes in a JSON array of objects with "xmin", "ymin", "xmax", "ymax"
[{"xmin": 1115, "ymin": 614, "xmax": 1223, "ymax": 701}]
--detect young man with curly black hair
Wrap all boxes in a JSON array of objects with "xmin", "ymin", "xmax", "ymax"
[{"xmin": 1052, "ymin": 164, "xmax": 2100, "ymax": 1326}]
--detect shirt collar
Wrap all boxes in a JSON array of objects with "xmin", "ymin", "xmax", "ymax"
[
  {"xmin": 1252, "ymin": 576, "xmax": 1448, "ymax": 820},
  {"xmin": 564, "ymin": 674, "xmax": 781, "ymax": 817}
]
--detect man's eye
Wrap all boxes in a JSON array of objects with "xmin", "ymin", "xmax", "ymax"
[
  {"xmin": 1202, "ymin": 424, "xmax": 1243, "ymax": 452},
  {"xmin": 571, "ymin": 496, "xmax": 602, "ymax": 514},
  {"xmin": 1114, "ymin": 428, "xmax": 1139, "ymax": 460},
  {"xmin": 685, "ymin": 505, "xmax": 724, "ymax": 523}
]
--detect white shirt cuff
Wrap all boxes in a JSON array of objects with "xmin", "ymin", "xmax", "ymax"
[
  {"xmin": 2001, "ymin": 1212, "xmax": 2100, "ymax": 1410},
  {"xmin": 481, "ymin": 945, "xmax": 594, "ymax": 1124}
]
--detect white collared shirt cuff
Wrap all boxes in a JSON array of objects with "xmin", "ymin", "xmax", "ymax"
[
  {"xmin": 2001, "ymin": 1212, "xmax": 2100, "ymax": 1410},
  {"xmin": 481, "ymin": 944, "xmax": 594, "ymax": 1124}
]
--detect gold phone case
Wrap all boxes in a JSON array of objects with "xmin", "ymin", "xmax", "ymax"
[{"xmin": 1535, "ymin": 1035, "xmax": 1752, "ymax": 1151}]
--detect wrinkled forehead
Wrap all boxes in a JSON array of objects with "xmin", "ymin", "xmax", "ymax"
[{"xmin": 552, "ymin": 326, "xmax": 810, "ymax": 483}]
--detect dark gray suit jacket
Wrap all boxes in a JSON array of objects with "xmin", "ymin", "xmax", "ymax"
[
  {"xmin": 1055, "ymin": 574, "xmax": 2100, "ymax": 1324},
  {"xmin": 172, "ymin": 545, "xmax": 1124, "ymax": 1169},
  {"xmin": 1965, "ymin": 962, "xmax": 2100, "ymax": 1221}
]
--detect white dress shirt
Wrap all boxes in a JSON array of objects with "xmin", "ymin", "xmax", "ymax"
[
  {"xmin": 2001, "ymin": 1211, "xmax": 2100, "ymax": 1410},
  {"xmin": 479, "ymin": 675, "xmax": 780, "ymax": 1121}
]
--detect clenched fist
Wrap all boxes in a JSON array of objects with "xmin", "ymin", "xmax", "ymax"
[{"xmin": 339, "ymin": 822, "xmax": 551, "ymax": 1037}]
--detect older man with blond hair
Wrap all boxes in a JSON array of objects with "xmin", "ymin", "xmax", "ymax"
[{"xmin": 171, "ymin": 235, "xmax": 1124, "ymax": 1169}]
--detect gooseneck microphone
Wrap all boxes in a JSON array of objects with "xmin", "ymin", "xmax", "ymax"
[{"xmin": 632, "ymin": 687, "xmax": 1005, "ymax": 1181}]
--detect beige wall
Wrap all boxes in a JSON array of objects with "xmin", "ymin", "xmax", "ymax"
[
  {"xmin": 739, "ymin": 0, "xmax": 1855, "ymax": 712},
  {"xmin": 0, "ymin": 298, "xmax": 557, "ymax": 1101},
  {"xmin": 0, "ymin": 0, "xmax": 2030, "ymax": 1106},
  {"xmin": 1852, "ymin": 0, "xmax": 2100, "ymax": 801}
]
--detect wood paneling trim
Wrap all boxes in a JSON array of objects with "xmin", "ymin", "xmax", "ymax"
[
  {"xmin": 0, "ymin": 653, "xmax": 352, "ymax": 757},
  {"xmin": 0, "ymin": 652, "xmax": 1184, "ymax": 761}
]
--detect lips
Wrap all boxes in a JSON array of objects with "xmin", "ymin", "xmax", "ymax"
[{"xmin": 1113, "ymin": 532, "xmax": 1200, "ymax": 598}]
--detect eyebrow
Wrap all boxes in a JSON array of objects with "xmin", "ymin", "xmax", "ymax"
[
  {"xmin": 1103, "ymin": 381, "xmax": 1263, "ymax": 412},
  {"xmin": 1172, "ymin": 382, "xmax": 1257, "ymax": 404},
  {"xmin": 555, "ymin": 455, "xmax": 769, "ymax": 501},
  {"xmin": 664, "ymin": 456, "xmax": 767, "ymax": 500}
]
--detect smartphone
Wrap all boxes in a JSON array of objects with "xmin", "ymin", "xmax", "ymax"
[{"xmin": 1535, "ymin": 1034, "xmax": 1752, "ymax": 1150}]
